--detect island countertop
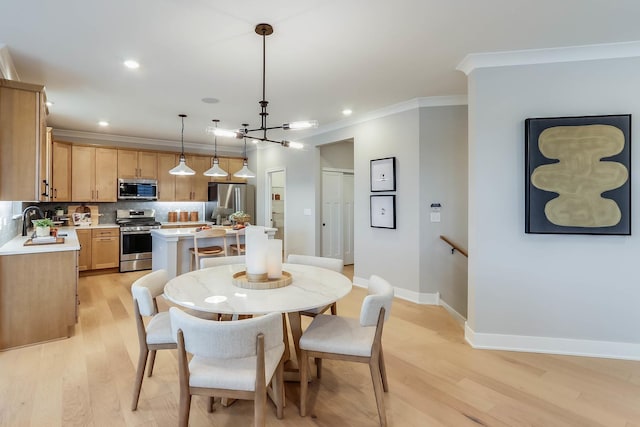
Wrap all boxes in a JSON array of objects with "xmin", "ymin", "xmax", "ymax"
[{"xmin": 0, "ymin": 226, "xmax": 81, "ymax": 256}]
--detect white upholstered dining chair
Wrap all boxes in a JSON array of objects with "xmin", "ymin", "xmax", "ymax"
[
  {"xmin": 190, "ymin": 228, "xmax": 227, "ymax": 270},
  {"xmin": 299, "ymin": 274, "xmax": 394, "ymax": 426},
  {"xmin": 170, "ymin": 308, "xmax": 285, "ymax": 427},
  {"xmin": 130, "ymin": 269, "xmax": 176, "ymax": 411},
  {"xmin": 286, "ymin": 254, "xmax": 344, "ymax": 317}
]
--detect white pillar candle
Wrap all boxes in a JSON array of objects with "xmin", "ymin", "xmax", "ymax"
[
  {"xmin": 245, "ymin": 226, "xmax": 268, "ymax": 277},
  {"xmin": 267, "ymin": 239, "xmax": 282, "ymax": 279}
]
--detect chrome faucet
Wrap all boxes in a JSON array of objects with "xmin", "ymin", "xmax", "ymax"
[{"xmin": 22, "ymin": 205, "xmax": 45, "ymax": 236}]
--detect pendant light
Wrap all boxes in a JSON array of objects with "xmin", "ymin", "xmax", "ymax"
[
  {"xmin": 169, "ymin": 114, "xmax": 195, "ymax": 175},
  {"xmin": 204, "ymin": 119, "xmax": 229, "ymax": 177},
  {"xmin": 233, "ymin": 124, "xmax": 256, "ymax": 179}
]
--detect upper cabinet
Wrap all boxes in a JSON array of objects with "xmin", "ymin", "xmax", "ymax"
[
  {"xmin": 210, "ymin": 157, "xmax": 247, "ymax": 183},
  {"xmin": 175, "ymin": 155, "xmax": 212, "ymax": 201},
  {"xmin": 71, "ymin": 146, "xmax": 117, "ymax": 202},
  {"xmin": 117, "ymin": 149, "xmax": 157, "ymax": 179},
  {"xmin": 156, "ymin": 152, "xmax": 176, "ymax": 201},
  {"xmin": 51, "ymin": 141, "xmax": 72, "ymax": 202},
  {"xmin": 0, "ymin": 79, "xmax": 46, "ymax": 201}
]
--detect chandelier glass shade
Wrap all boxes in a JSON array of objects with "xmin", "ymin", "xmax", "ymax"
[
  {"xmin": 204, "ymin": 119, "xmax": 229, "ymax": 177},
  {"xmin": 169, "ymin": 114, "xmax": 196, "ymax": 176}
]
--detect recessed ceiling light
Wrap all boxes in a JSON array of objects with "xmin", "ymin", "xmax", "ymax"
[
  {"xmin": 98, "ymin": 121, "xmax": 109, "ymax": 127},
  {"xmin": 342, "ymin": 109, "xmax": 353, "ymax": 116},
  {"xmin": 201, "ymin": 97, "xmax": 220, "ymax": 104},
  {"xmin": 123, "ymin": 60, "xmax": 140, "ymax": 69},
  {"xmin": 45, "ymin": 101, "xmax": 54, "ymax": 107}
]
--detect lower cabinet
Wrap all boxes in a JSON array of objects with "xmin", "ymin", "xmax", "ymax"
[
  {"xmin": 91, "ymin": 228, "xmax": 119, "ymax": 270},
  {"xmin": 77, "ymin": 227, "xmax": 119, "ymax": 271},
  {"xmin": 0, "ymin": 250, "xmax": 78, "ymax": 350},
  {"xmin": 76, "ymin": 229, "xmax": 92, "ymax": 271}
]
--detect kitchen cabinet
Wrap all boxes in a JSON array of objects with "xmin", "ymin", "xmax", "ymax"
[
  {"xmin": 39, "ymin": 126, "xmax": 52, "ymax": 201},
  {"xmin": 76, "ymin": 229, "xmax": 91, "ymax": 271},
  {"xmin": 156, "ymin": 152, "xmax": 176, "ymax": 201},
  {"xmin": 90, "ymin": 228, "xmax": 119, "ymax": 269},
  {"xmin": 210, "ymin": 157, "xmax": 247, "ymax": 183},
  {"xmin": 0, "ymin": 79, "xmax": 46, "ymax": 201},
  {"xmin": 175, "ymin": 155, "xmax": 212, "ymax": 201},
  {"xmin": 117, "ymin": 149, "xmax": 157, "ymax": 179},
  {"xmin": 0, "ymin": 250, "xmax": 78, "ymax": 350},
  {"xmin": 52, "ymin": 141, "xmax": 72, "ymax": 201},
  {"xmin": 71, "ymin": 146, "xmax": 118, "ymax": 202}
]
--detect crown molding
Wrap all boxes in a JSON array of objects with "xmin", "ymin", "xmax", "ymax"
[
  {"xmin": 306, "ymin": 95, "xmax": 467, "ymax": 139},
  {"xmin": 52, "ymin": 129, "xmax": 244, "ymax": 155},
  {"xmin": 457, "ymin": 40, "xmax": 640, "ymax": 75}
]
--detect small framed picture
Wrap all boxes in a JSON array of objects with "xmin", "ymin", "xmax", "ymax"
[
  {"xmin": 370, "ymin": 157, "xmax": 396, "ymax": 192},
  {"xmin": 370, "ymin": 195, "xmax": 396, "ymax": 229}
]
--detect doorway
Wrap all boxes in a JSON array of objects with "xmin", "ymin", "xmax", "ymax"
[
  {"xmin": 266, "ymin": 168, "xmax": 286, "ymax": 253},
  {"xmin": 321, "ymin": 170, "xmax": 354, "ymax": 264}
]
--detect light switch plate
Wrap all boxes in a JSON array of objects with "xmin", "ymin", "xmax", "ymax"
[
  {"xmin": 303, "ymin": 208, "xmax": 312, "ymax": 216},
  {"xmin": 430, "ymin": 212, "xmax": 441, "ymax": 222}
]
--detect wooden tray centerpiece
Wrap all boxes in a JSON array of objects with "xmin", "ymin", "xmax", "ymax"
[{"xmin": 232, "ymin": 270, "xmax": 292, "ymax": 290}]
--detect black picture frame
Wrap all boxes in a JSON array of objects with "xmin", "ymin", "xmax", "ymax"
[
  {"xmin": 370, "ymin": 157, "xmax": 396, "ymax": 192},
  {"xmin": 525, "ymin": 114, "xmax": 631, "ymax": 235},
  {"xmin": 370, "ymin": 195, "xmax": 396, "ymax": 229}
]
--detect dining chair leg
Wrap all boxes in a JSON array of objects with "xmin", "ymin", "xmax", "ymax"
[
  {"xmin": 299, "ymin": 348, "xmax": 309, "ymax": 416},
  {"xmin": 369, "ymin": 356, "xmax": 388, "ymax": 427},
  {"xmin": 131, "ymin": 348, "xmax": 148, "ymax": 410},
  {"xmin": 330, "ymin": 302, "xmax": 337, "ymax": 315},
  {"xmin": 379, "ymin": 347, "xmax": 389, "ymax": 392},
  {"xmin": 146, "ymin": 349, "xmax": 157, "ymax": 377},
  {"xmin": 315, "ymin": 357, "xmax": 322, "ymax": 378},
  {"xmin": 207, "ymin": 396, "xmax": 215, "ymax": 413},
  {"xmin": 273, "ymin": 359, "xmax": 284, "ymax": 419},
  {"xmin": 179, "ymin": 392, "xmax": 191, "ymax": 427}
]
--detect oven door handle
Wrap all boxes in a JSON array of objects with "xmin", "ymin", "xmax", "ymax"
[{"xmin": 121, "ymin": 230, "xmax": 153, "ymax": 235}]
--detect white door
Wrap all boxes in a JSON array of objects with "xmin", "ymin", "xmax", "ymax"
[
  {"xmin": 342, "ymin": 173, "xmax": 354, "ymax": 264},
  {"xmin": 322, "ymin": 171, "xmax": 342, "ymax": 259}
]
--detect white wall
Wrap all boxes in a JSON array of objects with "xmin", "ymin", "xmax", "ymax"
[
  {"xmin": 419, "ymin": 105, "xmax": 468, "ymax": 315},
  {"xmin": 467, "ymin": 56, "xmax": 640, "ymax": 359},
  {"xmin": 255, "ymin": 143, "xmax": 318, "ymax": 256},
  {"xmin": 304, "ymin": 110, "xmax": 422, "ymax": 297},
  {"xmin": 320, "ymin": 139, "xmax": 354, "ymax": 169},
  {"xmin": 254, "ymin": 101, "xmax": 468, "ymax": 307}
]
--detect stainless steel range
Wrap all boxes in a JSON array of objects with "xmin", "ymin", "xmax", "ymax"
[{"xmin": 116, "ymin": 209, "xmax": 161, "ymax": 272}]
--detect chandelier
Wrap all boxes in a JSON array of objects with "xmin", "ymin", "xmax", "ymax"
[{"xmin": 208, "ymin": 23, "xmax": 317, "ymax": 148}]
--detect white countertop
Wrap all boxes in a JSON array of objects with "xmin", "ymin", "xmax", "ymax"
[
  {"xmin": 72, "ymin": 223, "xmax": 119, "ymax": 229},
  {"xmin": 0, "ymin": 226, "xmax": 81, "ymax": 255},
  {"xmin": 152, "ymin": 226, "xmax": 275, "ymax": 239}
]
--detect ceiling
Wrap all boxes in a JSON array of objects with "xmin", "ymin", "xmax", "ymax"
[{"xmin": 2, "ymin": 0, "xmax": 640, "ymax": 150}]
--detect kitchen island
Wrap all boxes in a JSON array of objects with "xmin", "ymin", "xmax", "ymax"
[
  {"xmin": 151, "ymin": 226, "xmax": 276, "ymax": 278},
  {"xmin": 0, "ymin": 227, "xmax": 80, "ymax": 350}
]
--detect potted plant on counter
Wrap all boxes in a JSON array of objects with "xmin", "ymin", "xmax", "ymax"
[{"xmin": 32, "ymin": 218, "xmax": 54, "ymax": 237}]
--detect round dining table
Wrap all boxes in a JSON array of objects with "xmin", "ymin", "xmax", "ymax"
[{"xmin": 163, "ymin": 262, "xmax": 353, "ymax": 376}]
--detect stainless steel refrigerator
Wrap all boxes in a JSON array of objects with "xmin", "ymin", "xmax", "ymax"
[{"xmin": 207, "ymin": 183, "xmax": 255, "ymax": 224}]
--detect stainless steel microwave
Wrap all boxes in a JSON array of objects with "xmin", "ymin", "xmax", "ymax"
[{"xmin": 118, "ymin": 178, "xmax": 158, "ymax": 200}]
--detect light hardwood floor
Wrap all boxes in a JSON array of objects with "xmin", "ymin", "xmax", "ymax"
[{"xmin": 1, "ymin": 267, "xmax": 640, "ymax": 426}]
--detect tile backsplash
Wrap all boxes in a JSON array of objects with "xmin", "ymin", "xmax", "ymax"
[{"xmin": 24, "ymin": 201, "xmax": 209, "ymax": 224}]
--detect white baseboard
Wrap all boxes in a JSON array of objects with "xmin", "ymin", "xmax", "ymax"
[
  {"xmin": 465, "ymin": 323, "xmax": 640, "ymax": 361},
  {"xmin": 440, "ymin": 299, "xmax": 466, "ymax": 328},
  {"xmin": 353, "ymin": 275, "xmax": 440, "ymax": 305}
]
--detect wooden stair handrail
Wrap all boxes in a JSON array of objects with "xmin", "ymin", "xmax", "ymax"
[{"xmin": 439, "ymin": 235, "xmax": 468, "ymax": 258}]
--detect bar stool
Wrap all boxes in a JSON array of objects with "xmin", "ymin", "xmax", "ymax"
[{"xmin": 189, "ymin": 228, "xmax": 227, "ymax": 271}]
